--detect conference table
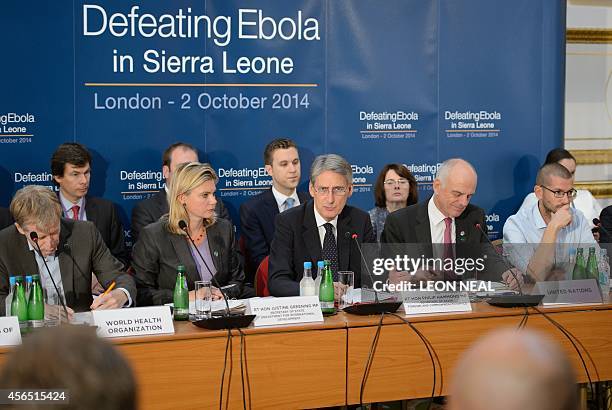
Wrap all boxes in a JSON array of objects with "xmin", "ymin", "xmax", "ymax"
[{"xmin": 0, "ymin": 301, "xmax": 610, "ymax": 409}]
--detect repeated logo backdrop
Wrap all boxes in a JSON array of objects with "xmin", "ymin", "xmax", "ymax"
[{"xmin": 0, "ymin": 0, "xmax": 564, "ymax": 244}]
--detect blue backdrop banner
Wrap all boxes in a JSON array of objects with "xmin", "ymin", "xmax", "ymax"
[{"xmin": 0, "ymin": 0, "xmax": 565, "ymax": 244}]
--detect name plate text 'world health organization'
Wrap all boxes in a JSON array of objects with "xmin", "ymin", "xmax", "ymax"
[
  {"xmin": 93, "ymin": 306, "xmax": 174, "ymax": 338},
  {"xmin": 247, "ymin": 296, "xmax": 323, "ymax": 327}
]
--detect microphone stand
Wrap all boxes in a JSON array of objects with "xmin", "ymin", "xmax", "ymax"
[
  {"xmin": 342, "ymin": 233, "xmax": 402, "ymax": 316},
  {"xmin": 473, "ymin": 223, "xmax": 543, "ymax": 308},
  {"xmin": 179, "ymin": 221, "xmax": 255, "ymax": 330},
  {"xmin": 30, "ymin": 232, "xmax": 70, "ymax": 321}
]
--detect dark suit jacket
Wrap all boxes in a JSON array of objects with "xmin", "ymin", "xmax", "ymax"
[
  {"xmin": 131, "ymin": 191, "xmax": 230, "ymax": 243},
  {"xmin": 600, "ymin": 205, "xmax": 612, "ymax": 244},
  {"xmin": 381, "ymin": 199, "xmax": 506, "ymax": 280},
  {"xmin": 83, "ymin": 196, "xmax": 129, "ymax": 267},
  {"xmin": 268, "ymin": 200, "xmax": 375, "ymax": 297},
  {"xmin": 239, "ymin": 189, "xmax": 310, "ymax": 280},
  {"xmin": 0, "ymin": 219, "xmax": 136, "ymax": 314},
  {"xmin": 132, "ymin": 217, "xmax": 250, "ymax": 306},
  {"xmin": 0, "ymin": 208, "xmax": 12, "ymax": 231}
]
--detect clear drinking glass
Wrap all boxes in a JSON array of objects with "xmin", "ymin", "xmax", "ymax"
[
  {"xmin": 336, "ymin": 271, "xmax": 355, "ymax": 309},
  {"xmin": 194, "ymin": 281, "xmax": 212, "ymax": 319}
]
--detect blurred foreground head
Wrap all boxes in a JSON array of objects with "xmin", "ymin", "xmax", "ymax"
[
  {"xmin": 0, "ymin": 325, "xmax": 136, "ymax": 410},
  {"xmin": 449, "ymin": 328, "xmax": 577, "ymax": 410}
]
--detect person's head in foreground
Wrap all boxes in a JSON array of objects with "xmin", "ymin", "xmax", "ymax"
[
  {"xmin": 449, "ymin": 328, "xmax": 577, "ymax": 410},
  {"xmin": 0, "ymin": 325, "xmax": 137, "ymax": 410}
]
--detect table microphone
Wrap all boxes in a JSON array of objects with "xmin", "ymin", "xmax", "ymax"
[
  {"xmin": 593, "ymin": 218, "xmax": 612, "ymax": 239},
  {"xmin": 30, "ymin": 231, "xmax": 70, "ymax": 319},
  {"xmin": 473, "ymin": 223, "xmax": 543, "ymax": 307},
  {"xmin": 178, "ymin": 220, "xmax": 254, "ymax": 330},
  {"xmin": 342, "ymin": 232, "xmax": 401, "ymax": 315}
]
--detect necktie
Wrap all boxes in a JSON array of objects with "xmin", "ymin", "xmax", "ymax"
[
  {"xmin": 71, "ymin": 205, "xmax": 80, "ymax": 220},
  {"xmin": 322, "ymin": 223, "xmax": 338, "ymax": 281},
  {"xmin": 284, "ymin": 197, "xmax": 295, "ymax": 212},
  {"xmin": 443, "ymin": 217, "xmax": 456, "ymax": 280}
]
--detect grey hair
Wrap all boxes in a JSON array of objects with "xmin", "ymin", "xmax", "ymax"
[
  {"xmin": 435, "ymin": 158, "xmax": 477, "ymax": 186},
  {"xmin": 309, "ymin": 154, "xmax": 353, "ymax": 186},
  {"xmin": 10, "ymin": 185, "xmax": 61, "ymax": 231}
]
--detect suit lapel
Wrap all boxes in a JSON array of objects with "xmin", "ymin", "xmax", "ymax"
[
  {"xmin": 84, "ymin": 196, "xmax": 98, "ymax": 225},
  {"xmin": 205, "ymin": 223, "xmax": 222, "ymax": 274},
  {"xmin": 169, "ymin": 233, "xmax": 200, "ymax": 285},
  {"xmin": 14, "ymin": 231, "xmax": 39, "ymax": 277},
  {"xmin": 155, "ymin": 191, "xmax": 169, "ymax": 216},
  {"xmin": 57, "ymin": 220, "xmax": 74, "ymax": 299},
  {"xmin": 415, "ymin": 201, "xmax": 433, "ymax": 257},
  {"xmin": 336, "ymin": 208, "xmax": 351, "ymax": 271},
  {"xmin": 262, "ymin": 189, "xmax": 280, "ymax": 226},
  {"xmin": 302, "ymin": 202, "xmax": 322, "ymax": 265}
]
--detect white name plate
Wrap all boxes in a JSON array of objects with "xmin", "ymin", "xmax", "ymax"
[
  {"xmin": 0, "ymin": 317, "xmax": 21, "ymax": 346},
  {"xmin": 246, "ymin": 296, "xmax": 323, "ymax": 327},
  {"xmin": 93, "ymin": 306, "xmax": 174, "ymax": 338},
  {"xmin": 534, "ymin": 279, "xmax": 602, "ymax": 305},
  {"xmin": 403, "ymin": 291, "xmax": 472, "ymax": 315}
]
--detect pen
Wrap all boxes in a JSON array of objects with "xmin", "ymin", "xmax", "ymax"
[{"xmin": 101, "ymin": 281, "xmax": 116, "ymax": 297}]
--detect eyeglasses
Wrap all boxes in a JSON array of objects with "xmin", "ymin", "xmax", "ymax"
[
  {"xmin": 313, "ymin": 186, "xmax": 348, "ymax": 196},
  {"xmin": 384, "ymin": 179, "xmax": 409, "ymax": 187},
  {"xmin": 539, "ymin": 185, "xmax": 577, "ymax": 199}
]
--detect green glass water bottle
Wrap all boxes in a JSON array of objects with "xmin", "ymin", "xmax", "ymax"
[
  {"xmin": 585, "ymin": 247, "xmax": 599, "ymax": 280},
  {"xmin": 572, "ymin": 248, "xmax": 587, "ymax": 280},
  {"xmin": 173, "ymin": 265, "xmax": 189, "ymax": 321},
  {"xmin": 27, "ymin": 274, "xmax": 44, "ymax": 327},
  {"xmin": 11, "ymin": 276, "xmax": 28, "ymax": 326},
  {"xmin": 319, "ymin": 260, "xmax": 335, "ymax": 314}
]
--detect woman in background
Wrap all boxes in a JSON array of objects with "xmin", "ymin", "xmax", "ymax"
[{"xmin": 369, "ymin": 163, "xmax": 419, "ymax": 241}]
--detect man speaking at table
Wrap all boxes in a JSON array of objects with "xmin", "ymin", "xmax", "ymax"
[
  {"xmin": 0, "ymin": 185, "xmax": 135, "ymax": 315},
  {"xmin": 381, "ymin": 158, "xmax": 518, "ymax": 287},
  {"xmin": 268, "ymin": 154, "xmax": 375, "ymax": 296}
]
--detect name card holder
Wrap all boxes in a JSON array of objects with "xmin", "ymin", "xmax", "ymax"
[
  {"xmin": 93, "ymin": 306, "xmax": 174, "ymax": 338},
  {"xmin": 246, "ymin": 296, "xmax": 323, "ymax": 327},
  {"xmin": 0, "ymin": 317, "xmax": 21, "ymax": 346},
  {"xmin": 533, "ymin": 279, "xmax": 602, "ymax": 305},
  {"xmin": 403, "ymin": 291, "xmax": 472, "ymax": 315}
]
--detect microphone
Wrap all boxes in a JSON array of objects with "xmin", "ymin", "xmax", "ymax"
[
  {"xmin": 30, "ymin": 231, "xmax": 70, "ymax": 319},
  {"xmin": 179, "ymin": 220, "xmax": 254, "ymax": 330},
  {"xmin": 473, "ymin": 223, "xmax": 543, "ymax": 307},
  {"xmin": 341, "ymin": 232, "xmax": 401, "ymax": 316}
]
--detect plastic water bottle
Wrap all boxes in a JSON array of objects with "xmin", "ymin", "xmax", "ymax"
[
  {"xmin": 599, "ymin": 249, "xmax": 610, "ymax": 293},
  {"xmin": 299, "ymin": 262, "xmax": 316, "ymax": 296},
  {"xmin": 314, "ymin": 260, "xmax": 324, "ymax": 296},
  {"xmin": 5, "ymin": 276, "xmax": 16, "ymax": 316}
]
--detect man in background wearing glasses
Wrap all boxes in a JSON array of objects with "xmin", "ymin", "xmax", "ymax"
[
  {"xmin": 503, "ymin": 163, "xmax": 596, "ymax": 281},
  {"xmin": 268, "ymin": 154, "xmax": 375, "ymax": 297}
]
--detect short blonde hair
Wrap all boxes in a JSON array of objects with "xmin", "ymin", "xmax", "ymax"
[
  {"xmin": 166, "ymin": 162, "xmax": 218, "ymax": 235},
  {"xmin": 10, "ymin": 185, "xmax": 61, "ymax": 231}
]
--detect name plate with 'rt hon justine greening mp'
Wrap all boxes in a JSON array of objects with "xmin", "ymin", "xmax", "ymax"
[
  {"xmin": 246, "ymin": 296, "xmax": 323, "ymax": 327},
  {"xmin": 92, "ymin": 306, "xmax": 175, "ymax": 338}
]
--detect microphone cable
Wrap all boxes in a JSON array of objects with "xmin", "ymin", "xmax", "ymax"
[
  {"xmin": 389, "ymin": 312, "xmax": 441, "ymax": 410},
  {"xmin": 237, "ymin": 328, "xmax": 252, "ymax": 410},
  {"xmin": 359, "ymin": 312, "xmax": 385, "ymax": 408},
  {"xmin": 219, "ymin": 328, "xmax": 233, "ymax": 410}
]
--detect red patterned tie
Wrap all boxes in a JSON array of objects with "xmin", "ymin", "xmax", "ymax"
[{"xmin": 71, "ymin": 205, "xmax": 80, "ymax": 220}]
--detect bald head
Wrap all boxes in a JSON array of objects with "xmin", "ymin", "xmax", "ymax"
[
  {"xmin": 432, "ymin": 159, "xmax": 478, "ymax": 218},
  {"xmin": 449, "ymin": 329, "xmax": 577, "ymax": 410}
]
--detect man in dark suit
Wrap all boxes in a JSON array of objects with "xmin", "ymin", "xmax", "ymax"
[
  {"xmin": 51, "ymin": 143, "xmax": 129, "ymax": 267},
  {"xmin": 0, "ymin": 185, "xmax": 135, "ymax": 315},
  {"xmin": 0, "ymin": 208, "xmax": 12, "ymax": 230},
  {"xmin": 382, "ymin": 158, "xmax": 518, "ymax": 286},
  {"xmin": 268, "ymin": 154, "xmax": 375, "ymax": 297},
  {"xmin": 240, "ymin": 138, "xmax": 309, "ymax": 281},
  {"xmin": 131, "ymin": 142, "xmax": 229, "ymax": 243},
  {"xmin": 600, "ymin": 205, "xmax": 612, "ymax": 243}
]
